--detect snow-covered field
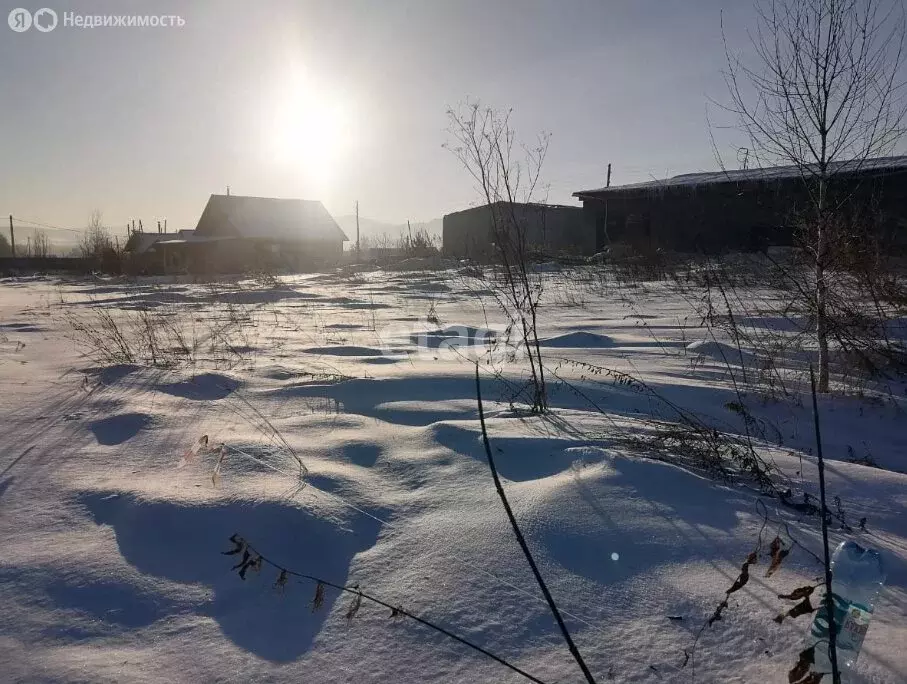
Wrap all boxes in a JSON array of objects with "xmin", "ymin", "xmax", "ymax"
[{"xmin": 1, "ymin": 266, "xmax": 905, "ymax": 683}]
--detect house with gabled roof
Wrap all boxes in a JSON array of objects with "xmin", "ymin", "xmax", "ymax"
[
  {"xmin": 191, "ymin": 194, "xmax": 348, "ymax": 272},
  {"xmin": 125, "ymin": 195, "xmax": 348, "ymax": 274},
  {"xmin": 132, "ymin": 194, "xmax": 345, "ymax": 274}
]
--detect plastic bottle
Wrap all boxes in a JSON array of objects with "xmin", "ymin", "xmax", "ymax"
[{"xmin": 808, "ymin": 541, "xmax": 886, "ymax": 675}]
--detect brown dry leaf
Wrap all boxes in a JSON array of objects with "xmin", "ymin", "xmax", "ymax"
[
  {"xmin": 769, "ymin": 536, "xmax": 781, "ymax": 556},
  {"xmin": 788, "ymin": 645, "xmax": 815, "ymax": 683},
  {"xmin": 236, "ymin": 552, "xmax": 259, "ymax": 581},
  {"xmin": 345, "ymin": 591, "xmax": 363, "ymax": 623},
  {"xmin": 786, "ymin": 596, "xmax": 815, "ymax": 620},
  {"xmin": 222, "ymin": 534, "xmax": 245, "ymax": 556},
  {"xmin": 766, "ymin": 536, "xmax": 791, "ymax": 577},
  {"xmin": 779, "ymin": 585, "xmax": 817, "ymax": 601},
  {"xmin": 231, "ymin": 549, "xmax": 250, "ymax": 572},
  {"xmin": 311, "ymin": 582, "xmax": 326, "ymax": 613},
  {"xmin": 775, "ymin": 597, "xmax": 815, "ymax": 624},
  {"xmin": 707, "ymin": 598, "xmax": 729, "ymax": 627},
  {"xmin": 274, "ymin": 569, "xmax": 289, "ymax": 592},
  {"xmin": 727, "ymin": 558, "xmax": 752, "ymax": 595},
  {"xmin": 178, "ymin": 435, "xmax": 209, "ymax": 468}
]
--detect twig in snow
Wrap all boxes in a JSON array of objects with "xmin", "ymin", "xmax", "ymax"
[
  {"xmin": 221, "ymin": 534, "xmax": 550, "ymax": 684},
  {"xmin": 475, "ymin": 364, "xmax": 599, "ymax": 684}
]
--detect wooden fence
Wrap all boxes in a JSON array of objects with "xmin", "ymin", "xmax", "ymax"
[{"xmin": 0, "ymin": 256, "xmax": 92, "ymax": 274}]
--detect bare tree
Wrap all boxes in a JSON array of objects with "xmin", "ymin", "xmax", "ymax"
[
  {"xmin": 79, "ymin": 209, "xmax": 113, "ymax": 260},
  {"xmin": 446, "ymin": 102, "xmax": 550, "ymax": 412},
  {"xmin": 723, "ymin": 0, "xmax": 907, "ymax": 391},
  {"xmin": 32, "ymin": 231, "xmax": 51, "ymax": 258}
]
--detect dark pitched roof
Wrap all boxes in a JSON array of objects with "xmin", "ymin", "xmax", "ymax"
[
  {"xmin": 443, "ymin": 201, "xmax": 582, "ymax": 219},
  {"xmin": 194, "ymin": 194, "xmax": 348, "ymax": 242},
  {"xmin": 574, "ymin": 155, "xmax": 907, "ymax": 199},
  {"xmin": 124, "ymin": 232, "xmax": 166, "ymax": 254}
]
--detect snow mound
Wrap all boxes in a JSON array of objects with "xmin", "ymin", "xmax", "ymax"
[
  {"xmin": 89, "ymin": 413, "xmax": 155, "ymax": 446},
  {"xmin": 156, "ymin": 373, "xmax": 240, "ymax": 400},
  {"xmin": 538, "ymin": 331, "xmax": 615, "ymax": 348}
]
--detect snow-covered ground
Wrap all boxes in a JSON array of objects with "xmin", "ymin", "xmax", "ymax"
[{"xmin": 1, "ymin": 267, "xmax": 904, "ymax": 683}]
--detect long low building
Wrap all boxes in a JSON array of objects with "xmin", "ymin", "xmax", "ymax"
[
  {"xmin": 574, "ymin": 157, "xmax": 907, "ymax": 254},
  {"xmin": 442, "ymin": 201, "xmax": 592, "ymax": 260}
]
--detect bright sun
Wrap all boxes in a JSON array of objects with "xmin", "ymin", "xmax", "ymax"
[{"xmin": 266, "ymin": 67, "xmax": 353, "ymax": 190}]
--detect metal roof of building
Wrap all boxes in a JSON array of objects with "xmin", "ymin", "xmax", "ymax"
[
  {"xmin": 574, "ymin": 155, "xmax": 907, "ymax": 198},
  {"xmin": 194, "ymin": 194, "xmax": 348, "ymax": 242}
]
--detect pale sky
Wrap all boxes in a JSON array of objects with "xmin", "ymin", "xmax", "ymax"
[{"xmin": 1, "ymin": 0, "xmax": 766, "ymax": 234}]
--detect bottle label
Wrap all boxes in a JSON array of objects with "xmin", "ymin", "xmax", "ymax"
[
  {"xmin": 809, "ymin": 593, "xmax": 873, "ymax": 670},
  {"xmin": 837, "ymin": 603, "xmax": 872, "ymax": 652}
]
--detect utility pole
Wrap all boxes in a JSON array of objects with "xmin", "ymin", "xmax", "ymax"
[
  {"xmin": 8, "ymin": 215, "xmax": 15, "ymax": 257},
  {"xmin": 603, "ymin": 163, "xmax": 612, "ymax": 250},
  {"xmin": 355, "ymin": 200, "xmax": 360, "ymax": 259},
  {"xmin": 163, "ymin": 219, "xmax": 167, "ymax": 233}
]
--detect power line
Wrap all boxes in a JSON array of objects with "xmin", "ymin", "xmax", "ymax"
[{"xmin": 9, "ymin": 216, "xmax": 86, "ymax": 234}]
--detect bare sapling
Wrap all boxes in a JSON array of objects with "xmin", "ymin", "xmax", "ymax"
[
  {"xmin": 446, "ymin": 101, "xmax": 550, "ymax": 412},
  {"xmin": 722, "ymin": 0, "xmax": 907, "ymax": 392}
]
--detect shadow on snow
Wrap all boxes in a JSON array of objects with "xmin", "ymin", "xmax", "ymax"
[{"xmin": 73, "ymin": 491, "xmax": 381, "ymax": 662}]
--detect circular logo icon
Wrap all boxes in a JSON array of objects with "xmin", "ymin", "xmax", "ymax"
[
  {"xmin": 33, "ymin": 7, "xmax": 57, "ymax": 32},
  {"xmin": 7, "ymin": 8, "xmax": 32, "ymax": 32}
]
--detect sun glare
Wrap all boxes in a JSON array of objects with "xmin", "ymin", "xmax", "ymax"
[{"xmin": 265, "ymin": 67, "xmax": 353, "ymax": 190}]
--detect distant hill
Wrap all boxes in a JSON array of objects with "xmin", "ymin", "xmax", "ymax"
[{"xmin": 333, "ymin": 215, "xmax": 442, "ymax": 246}]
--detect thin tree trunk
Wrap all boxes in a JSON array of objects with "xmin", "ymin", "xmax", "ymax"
[
  {"xmin": 816, "ymin": 241, "xmax": 830, "ymax": 392},
  {"xmin": 528, "ymin": 302, "xmax": 548, "ymax": 411},
  {"xmin": 816, "ymin": 176, "xmax": 830, "ymax": 393}
]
